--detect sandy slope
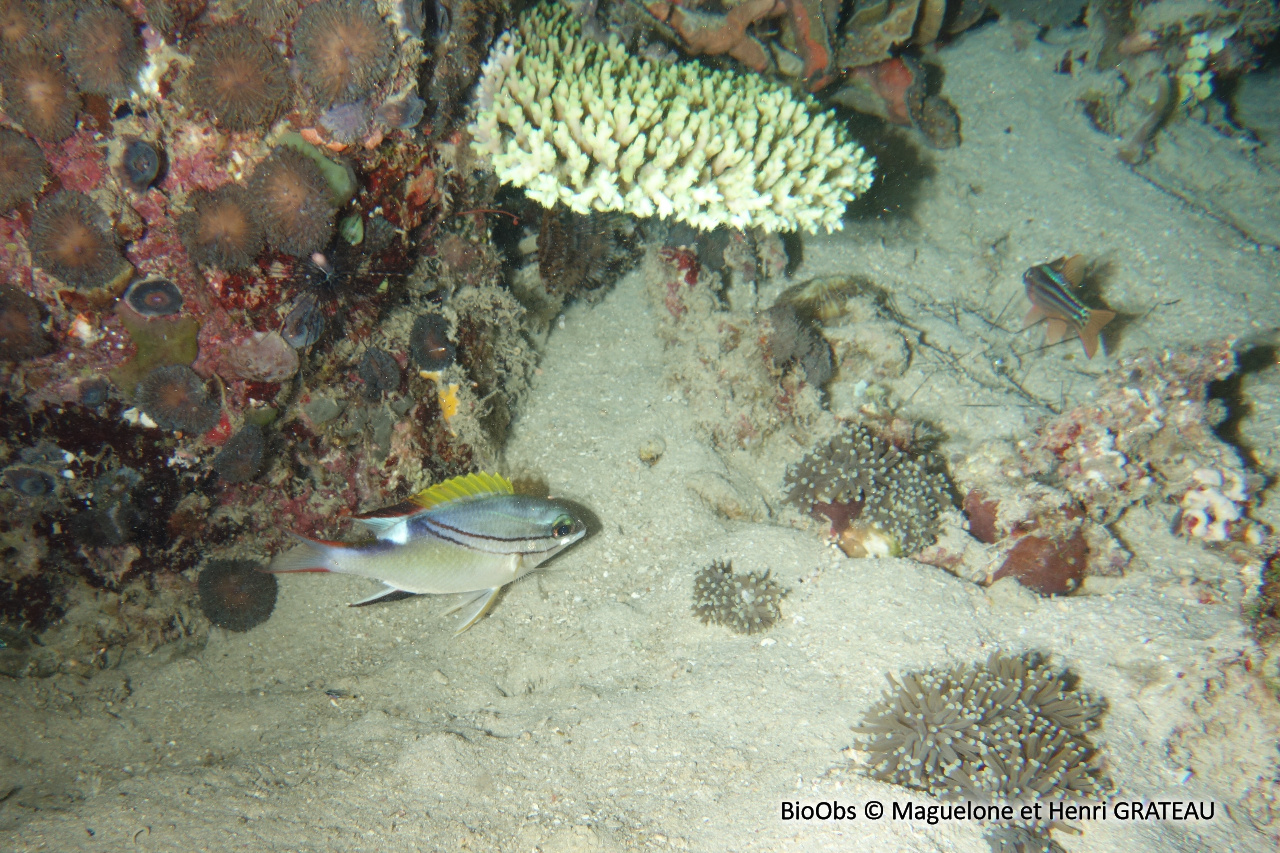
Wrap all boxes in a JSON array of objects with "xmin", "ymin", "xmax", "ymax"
[{"xmin": 3, "ymin": 18, "xmax": 1279, "ymax": 853}]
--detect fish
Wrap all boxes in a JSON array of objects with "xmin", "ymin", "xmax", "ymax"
[
  {"xmin": 1022, "ymin": 255, "xmax": 1116, "ymax": 359},
  {"xmin": 266, "ymin": 472, "xmax": 587, "ymax": 633}
]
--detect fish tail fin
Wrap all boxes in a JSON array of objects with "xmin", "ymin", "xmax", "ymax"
[
  {"xmin": 1078, "ymin": 309, "xmax": 1116, "ymax": 359},
  {"xmin": 264, "ymin": 534, "xmax": 348, "ymax": 574}
]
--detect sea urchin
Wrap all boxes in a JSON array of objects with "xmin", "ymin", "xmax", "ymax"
[
  {"xmin": 179, "ymin": 184, "xmax": 264, "ymax": 270},
  {"xmin": 185, "ymin": 24, "xmax": 292, "ymax": 131},
  {"xmin": 30, "ymin": 190, "xmax": 131, "ymax": 290},
  {"xmin": 291, "ymin": 0, "xmax": 395, "ymax": 108}
]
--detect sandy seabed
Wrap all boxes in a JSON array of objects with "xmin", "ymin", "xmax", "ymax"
[{"xmin": 3, "ymin": 20, "xmax": 1280, "ymax": 853}]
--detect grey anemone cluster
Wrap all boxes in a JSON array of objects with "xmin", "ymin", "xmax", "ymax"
[
  {"xmin": 783, "ymin": 424, "xmax": 949, "ymax": 555},
  {"xmin": 853, "ymin": 652, "xmax": 1106, "ymax": 801},
  {"xmin": 691, "ymin": 560, "xmax": 788, "ymax": 635}
]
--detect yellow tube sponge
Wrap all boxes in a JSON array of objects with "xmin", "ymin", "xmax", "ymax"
[{"xmin": 469, "ymin": 3, "xmax": 875, "ymax": 234}]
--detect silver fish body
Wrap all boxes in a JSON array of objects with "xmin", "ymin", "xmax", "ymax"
[{"xmin": 267, "ymin": 473, "xmax": 587, "ymax": 631}]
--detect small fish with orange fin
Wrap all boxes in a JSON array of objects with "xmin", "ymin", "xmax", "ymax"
[
  {"xmin": 266, "ymin": 472, "xmax": 587, "ymax": 633},
  {"xmin": 1022, "ymin": 255, "xmax": 1115, "ymax": 358}
]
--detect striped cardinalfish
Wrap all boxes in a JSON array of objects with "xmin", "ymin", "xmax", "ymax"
[
  {"xmin": 267, "ymin": 472, "xmax": 587, "ymax": 632},
  {"xmin": 1022, "ymin": 255, "xmax": 1116, "ymax": 359}
]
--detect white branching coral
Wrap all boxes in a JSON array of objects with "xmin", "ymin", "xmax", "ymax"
[{"xmin": 469, "ymin": 2, "xmax": 875, "ymax": 233}]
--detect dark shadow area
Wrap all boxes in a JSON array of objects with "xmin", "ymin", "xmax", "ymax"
[
  {"xmin": 838, "ymin": 111, "xmax": 936, "ymax": 224},
  {"xmin": 1208, "ymin": 343, "xmax": 1279, "ymax": 470}
]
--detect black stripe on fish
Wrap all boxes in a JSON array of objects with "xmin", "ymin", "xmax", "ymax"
[
  {"xmin": 411, "ymin": 514, "xmax": 565, "ymax": 556},
  {"xmin": 1024, "ymin": 263, "xmax": 1090, "ymax": 327}
]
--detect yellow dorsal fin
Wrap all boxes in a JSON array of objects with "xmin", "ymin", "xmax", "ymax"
[{"xmin": 407, "ymin": 472, "xmax": 513, "ymax": 510}]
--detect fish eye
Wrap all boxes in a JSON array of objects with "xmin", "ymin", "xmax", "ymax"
[{"xmin": 551, "ymin": 515, "xmax": 574, "ymax": 538}]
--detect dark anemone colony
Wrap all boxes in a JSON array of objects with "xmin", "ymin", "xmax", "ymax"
[
  {"xmin": 197, "ymin": 558, "xmax": 277, "ymax": 632},
  {"xmin": 249, "ymin": 147, "xmax": 336, "ymax": 256},
  {"xmin": 0, "ymin": 127, "xmax": 48, "ymax": 212},
  {"xmin": 123, "ymin": 277, "xmax": 185, "ymax": 317},
  {"xmin": 358, "ymin": 346, "xmax": 401, "ymax": 397},
  {"xmin": 691, "ymin": 559, "xmax": 788, "ymax": 635},
  {"xmin": 3, "ymin": 465, "xmax": 58, "ymax": 498},
  {"xmin": 0, "ymin": 0, "xmax": 604, "ymax": 674},
  {"xmin": 785, "ymin": 424, "xmax": 950, "ymax": 557},
  {"xmin": 212, "ymin": 423, "xmax": 266, "ymax": 483},
  {"xmin": 410, "ymin": 312, "xmax": 455, "ymax": 371},
  {"xmin": 292, "ymin": 0, "xmax": 395, "ymax": 107},
  {"xmin": 64, "ymin": 0, "xmax": 143, "ymax": 98},
  {"xmin": 0, "ymin": 49, "xmax": 79, "ymax": 142},
  {"xmin": 29, "ymin": 190, "xmax": 131, "ymax": 290},
  {"xmin": 0, "ymin": 284, "xmax": 51, "ymax": 361},
  {"xmin": 178, "ymin": 184, "xmax": 264, "ymax": 270},
  {"xmin": 119, "ymin": 137, "xmax": 164, "ymax": 192},
  {"xmin": 184, "ymin": 24, "xmax": 292, "ymax": 131},
  {"xmin": 135, "ymin": 364, "xmax": 221, "ymax": 434}
]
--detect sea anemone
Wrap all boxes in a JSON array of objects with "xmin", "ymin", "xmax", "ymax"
[
  {"xmin": 123, "ymin": 277, "xmax": 184, "ymax": 317},
  {"xmin": 0, "ymin": 284, "xmax": 52, "ymax": 361},
  {"xmin": 0, "ymin": 128, "xmax": 48, "ymax": 212},
  {"xmin": 410, "ymin": 312, "xmax": 454, "ymax": 371},
  {"xmin": 119, "ymin": 137, "xmax": 164, "ymax": 193},
  {"xmin": 358, "ymin": 346, "xmax": 400, "ymax": 397},
  {"xmin": 291, "ymin": 0, "xmax": 395, "ymax": 108},
  {"xmin": 691, "ymin": 559, "xmax": 788, "ymax": 635},
  {"xmin": 0, "ymin": 49, "xmax": 80, "ymax": 142},
  {"xmin": 135, "ymin": 364, "xmax": 221, "ymax": 434},
  {"xmin": 3, "ymin": 465, "xmax": 58, "ymax": 497},
  {"xmin": 197, "ymin": 558, "xmax": 278, "ymax": 631},
  {"xmin": 212, "ymin": 423, "xmax": 265, "ymax": 483},
  {"xmin": 64, "ymin": 0, "xmax": 143, "ymax": 99},
  {"xmin": 248, "ymin": 147, "xmax": 335, "ymax": 256},
  {"xmin": 178, "ymin": 184, "xmax": 263, "ymax": 270},
  {"xmin": 184, "ymin": 24, "xmax": 292, "ymax": 131},
  {"xmin": 79, "ymin": 376, "xmax": 110, "ymax": 406},
  {"xmin": 240, "ymin": 0, "xmax": 302, "ymax": 32},
  {"xmin": 0, "ymin": 0, "xmax": 43, "ymax": 51},
  {"xmin": 854, "ymin": 652, "xmax": 1106, "ymax": 800},
  {"xmin": 30, "ymin": 190, "xmax": 131, "ymax": 290},
  {"xmin": 784, "ymin": 424, "xmax": 950, "ymax": 557}
]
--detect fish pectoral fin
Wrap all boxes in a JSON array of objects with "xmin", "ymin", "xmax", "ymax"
[
  {"xmin": 349, "ymin": 584, "xmax": 420, "ymax": 607},
  {"xmin": 443, "ymin": 587, "xmax": 503, "ymax": 634},
  {"xmin": 1022, "ymin": 305, "xmax": 1046, "ymax": 329}
]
